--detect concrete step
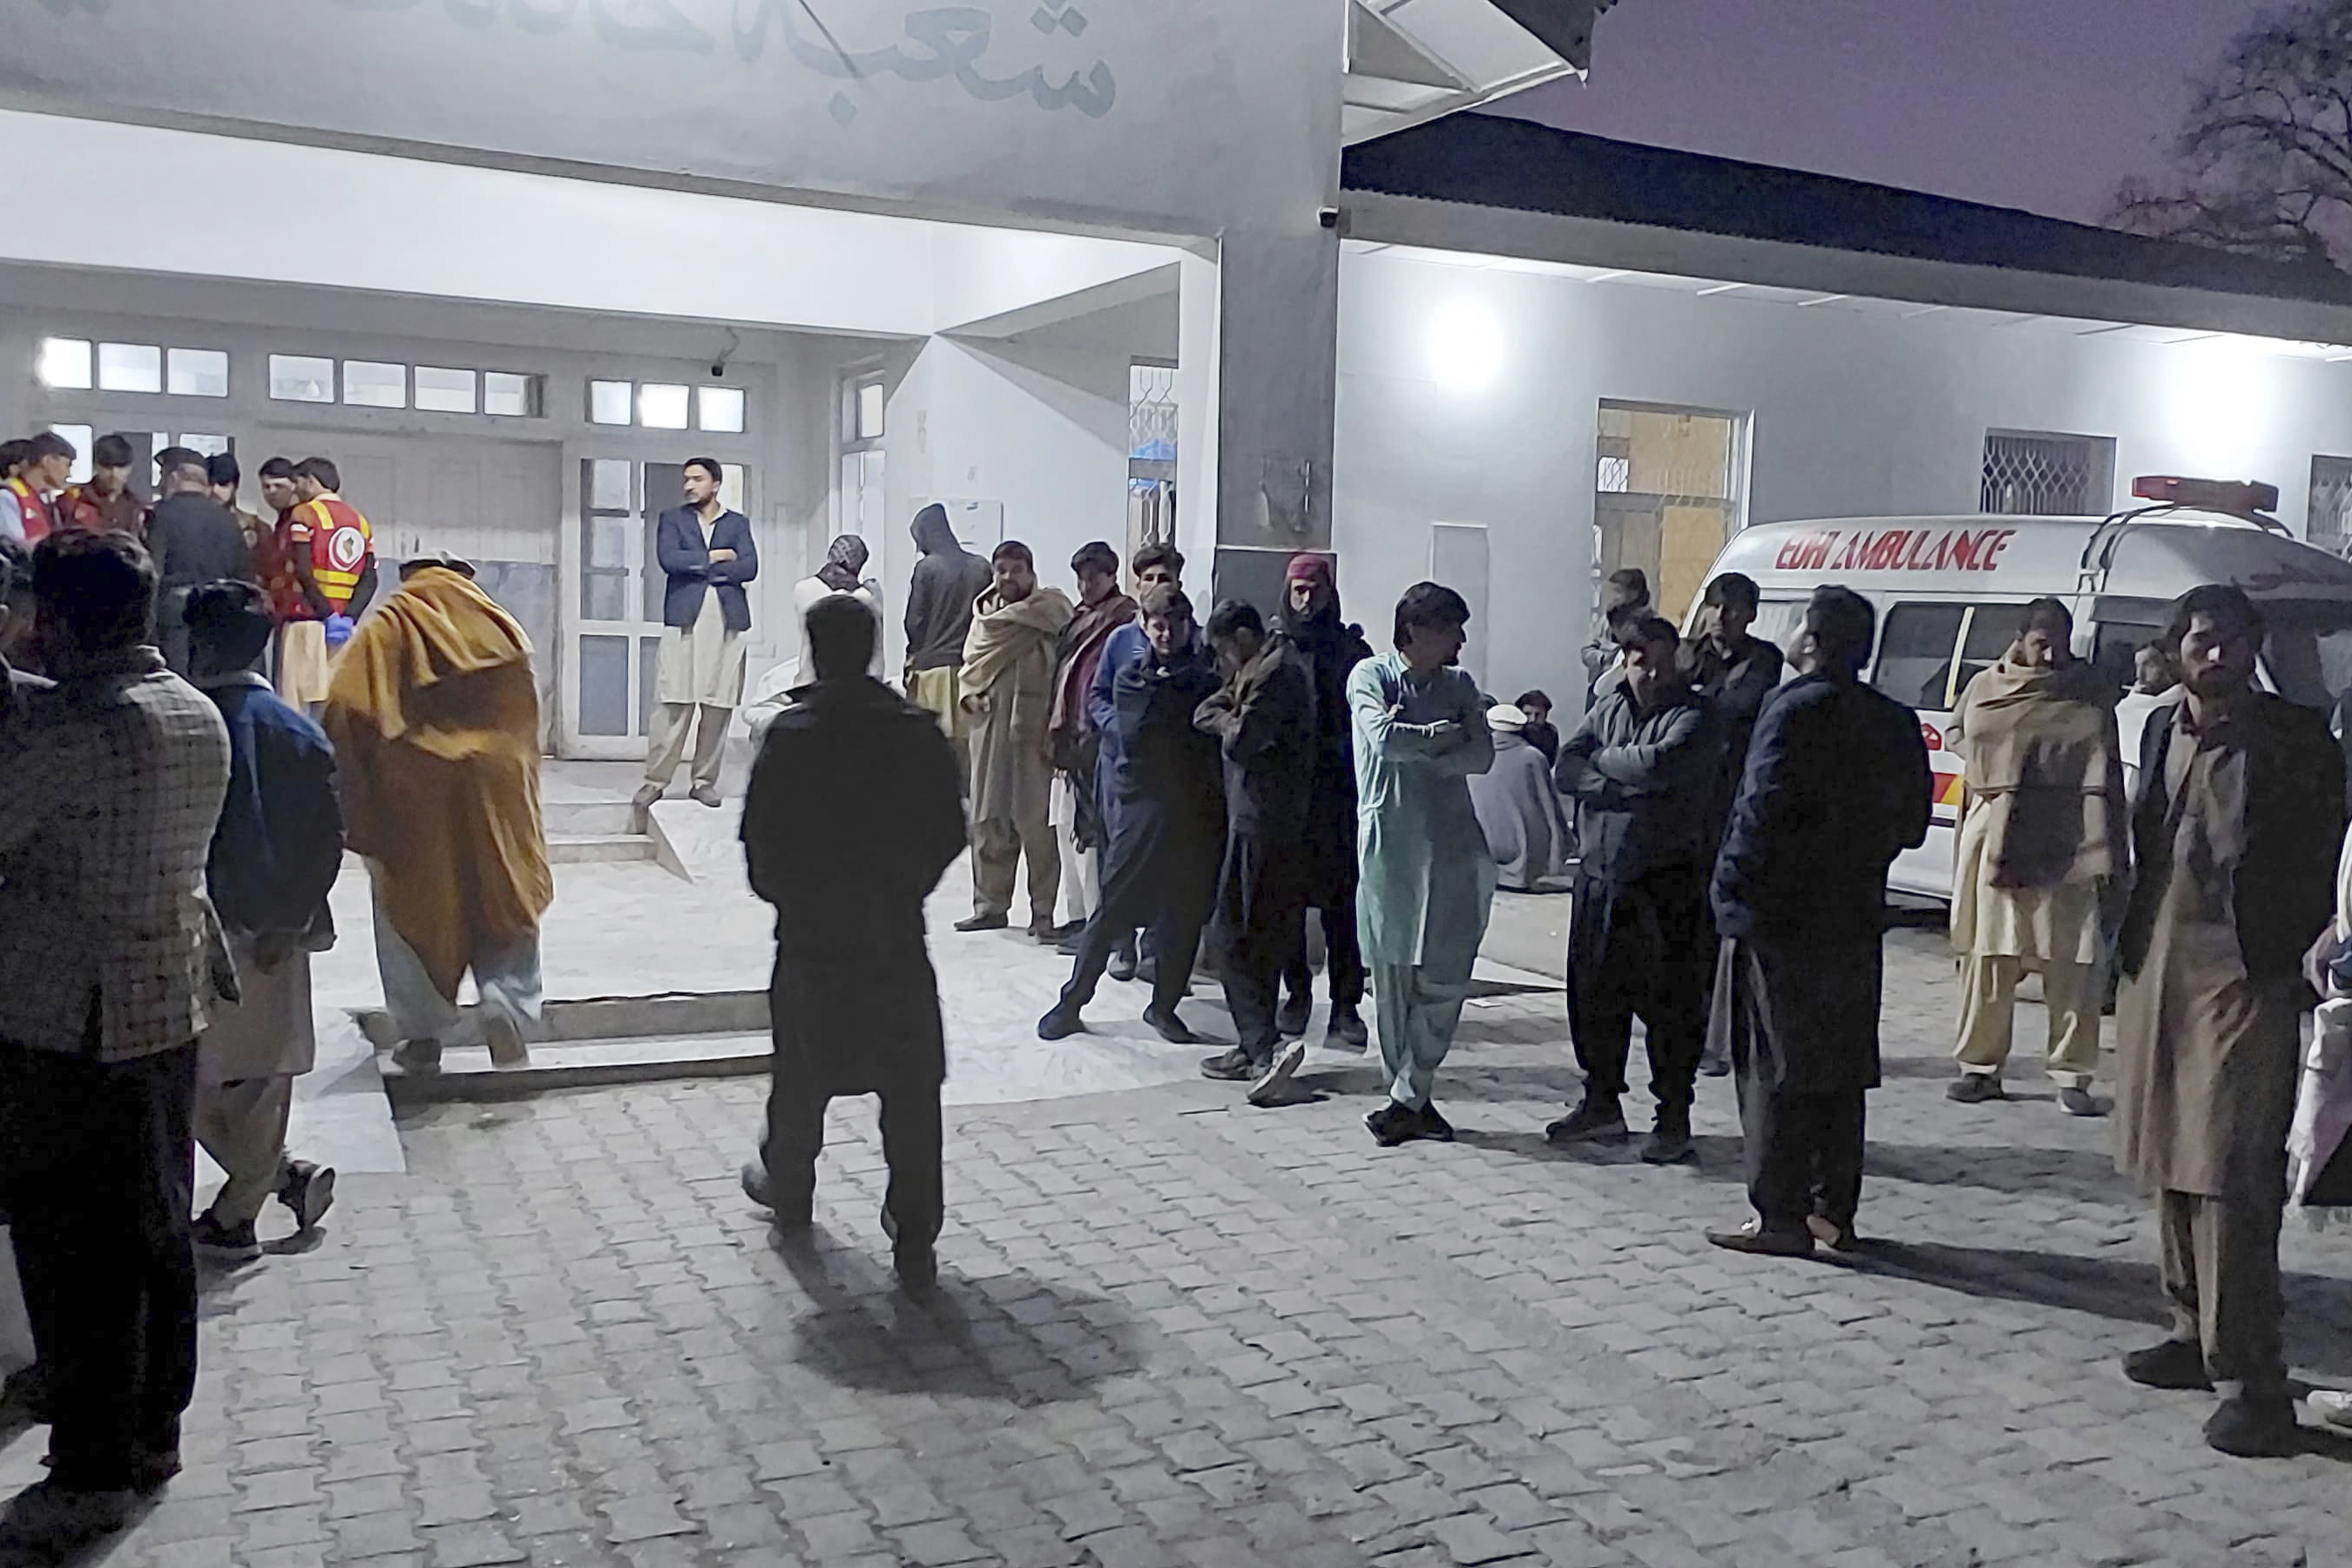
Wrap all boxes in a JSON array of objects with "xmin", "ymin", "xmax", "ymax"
[
  {"xmin": 543, "ymin": 799, "xmax": 639, "ymax": 835},
  {"xmin": 548, "ymin": 833, "xmax": 656, "ymax": 864},
  {"xmin": 382, "ymin": 1030, "xmax": 771, "ymax": 1103},
  {"xmin": 356, "ymin": 988, "xmax": 768, "ymax": 1049}
]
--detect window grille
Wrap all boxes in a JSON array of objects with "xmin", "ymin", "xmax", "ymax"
[
  {"xmin": 1981, "ymin": 431, "xmax": 2112, "ymax": 516},
  {"xmin": 2310, "ymin": 456, "xmax": 2352, "ymax": 555}
]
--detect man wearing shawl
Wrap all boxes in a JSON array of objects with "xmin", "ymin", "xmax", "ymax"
[
  {"xmin": 1351, "ymin": 583, "xmax": 1496, "ymax": 1146},
  {"xmin": 956, "ymin": 541, "xmax": 1072, "ymax": 936},
  {"xmin": 1467, "ymin": 704, "xmax": 1573, "ymax": 893},
  {"xmin": 1946, "ymin": 598, "xmax": 2127, "ymax": 1117},
  {"xmin": 1047, "ymin": 542, "xmax": 1137, "ymax": 949},
  {"xmin": 324, "ymin": 557, "xmax": 553, "ymax": 1074},
  {"xmin": 1274, "ymin": 553, "xmax": 1375, "ymax": 1049},
  {"xmin": 2113, "ymin": 585, "xmax": 2342, "ymax": 1457}
]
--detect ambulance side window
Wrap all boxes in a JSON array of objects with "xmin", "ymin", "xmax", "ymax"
[{"xmin": 1871, "ymin": 604, "xmax": 1966, "ymax": 712}]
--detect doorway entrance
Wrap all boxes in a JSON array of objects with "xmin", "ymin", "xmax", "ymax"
[{"xmin": 1592, "ymin": 400, "xmax": 1748, "ymax": 625}]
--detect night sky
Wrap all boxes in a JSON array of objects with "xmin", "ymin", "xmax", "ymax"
[{"xmin": 1502, "ymin": 0, "xmax": 2278, "ymax": 225}]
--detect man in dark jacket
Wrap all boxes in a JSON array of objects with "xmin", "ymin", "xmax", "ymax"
[
  {"xmin": 903, "ymin": 504, "xmax": 995, "ymax": 780},
  {"xmin": 2112, "ymin": 585, "xmax": 2344, "ymax": 1457},
  {"xmin": 1685, "ymin": 571, "xmax": 1786, "ymax": 1077},
  {"xmin": 1038, "ymin": 586, "xmax": 1224, "ymax": 1046},
  {"xmin": 1193, "ymin": 599, "xmax": 1318, "ymax": 1104},
  {"xmin": 739, "ymin": 595, "xmax": 967, "ymax": 1291},
  {"xmin": 182, "ymin": 584, "xmax": 341, "ymax": 1262},
  {"xmin": 148, "ymin": 448, "xmax": 256, "ymax": 676},
  {"xmin": 1582, "ymin": 567, "xmax": 1651, "ymax": 707},
  {"xmin": 639, "ymin": 457, "xmax": 758, "ymax": 810},
  {"xmin": 1548, "ymin": 614, "xmax": 1720, "ymax": 1163},
  {"xmin": 1274, "ymin": 554, "xmax": 1375, "ymax": 1050},
  {"xmin": 1706, "ymin": 586, "xmax": 1931, "ymax": 1259}
]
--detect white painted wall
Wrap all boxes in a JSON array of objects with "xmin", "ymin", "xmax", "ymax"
[
  {"xmin": 1335, "ymin": 250, "xmax": 2352, "ymax": 713},
  {"xmin": 0, "ymin": 0, "xmax": 1344, "ymax": 238}
]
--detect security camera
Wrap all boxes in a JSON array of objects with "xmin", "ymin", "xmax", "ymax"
[
  {"xmin": 1318, "ymin": 206, "xmax": 1342, "ymax": 231},
  {"xmin": 710, "ymin": 362, "xmax": 728, "ymax": 379}
]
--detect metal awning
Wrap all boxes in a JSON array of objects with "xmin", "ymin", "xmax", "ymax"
[{"xmin": 1343, "ymin": 0, "xmax": 1617, "ymax": 145}]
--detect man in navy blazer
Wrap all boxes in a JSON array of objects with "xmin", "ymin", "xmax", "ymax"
[{"xmin": 639, "ymin": 458, "xmax": 759, "ymax": 810}]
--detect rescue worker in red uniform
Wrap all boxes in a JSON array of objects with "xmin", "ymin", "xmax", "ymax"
[
  {"xmin": 57, "ymin": 433, "xmax": 149, "ymax": 538},
  {"xmin": 273, "ymin": 456, "xmax": 377, "ymax": 712},
  {"xmin": 0, "ymin": 432, "xmax": 73, "ymax": 545}
]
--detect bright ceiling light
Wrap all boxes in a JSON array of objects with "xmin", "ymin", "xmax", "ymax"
[{"xmin": 1426, "ymin": 300, "xmax": 1504, "ymax": 394}]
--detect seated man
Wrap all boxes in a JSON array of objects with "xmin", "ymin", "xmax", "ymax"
[{"xmin": 1468, "ymin": 702, "xmax": 1574, "ymax": 893}]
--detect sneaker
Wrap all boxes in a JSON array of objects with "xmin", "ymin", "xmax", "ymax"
[
  {"xmin": 1806, "ymin": 1213, "xmax": 1862, "ymax": 1254},
  {"xmin": 2309, "ymin": 1389, "xmax": 2352, "ymax": 1429},
  {"xmin": 1199, "ymin": 1048, "xmax": 1259, "ymax": 1082},
  {"xmin": 277, "ymin": 1160, "xmax": 336, "ymax": 1233},
  {"xmin": 2121, "ymin": 1337, "xmax": 2212, "ymax": 1390},
  {"xmin": 0, "ymin": 1479, "xmax": 141, "ymax": 1550},
  {"xmin": 1639, "ymin": 1119, "xmax": 1694, "ymax": 1165},
  {"xmin": 740, "ymin": 1161, "xmax": 813, "ymax": 1229},
  {"xmin": 1544, "ymin": 1098, "xmax": 1628, "ymax": 1146},
  {"xmin": 2057, "ymin": 1085, "xmax": 2105, "ymax": 1118},
  {"xmin": 390, "ymin": 1037, "xmax": 443, "ymax": 1075},
  {"xmin": 1109, "ymin": 945, "xmax": 1139, "ymax": 983},
  {"xmin": 1704, "ymin": 1219, "xmax": 1815, "ymax": 1257},
  {"xmin": 1946, "ymin": 1073, "xmax": 2005, "ymax": 1104},
  {"xmin": 631, "ymin": 782, "xmax": 664, "ymax": 812},
  {"xmin": 954, "ymin": 912, "xmax": 1009, "ymax": 933},
  {"xmin": 2203, "ymin": 1393, "xmax": 2299, "ymax": 1457},
  {"xmin": 484, "ymin": 1013, "xmax": 530, "ymax": 1070},
  {"xmin": 894, "ymin": 1240, "xmax": 939, "ymax": 1293},
  {"xmin": 689, "ymin": 784, "xmax": 723, "ymax": 808},
  {"xmin": 1416, "ymin": 1104, "xmax": 1456, "ymax": 1142},
  {"xmin": 1141, "ymin": 1005, "xmax": 1198, "ymax": 1045},
  {"xmin": 1275, "ymin": 996, "xmax": 1313, "ymax": 1040},
  {"xmin": 1247, "ymin": 1041, "xmax": 1309, "ymax": 1107},
  {"xmin": 1365, "ymin": 1102, "xmax": 1423, "ymax": 1147},
  {"xmin": 191, "ymin": 1212, "xmax": 262, "ymax": 1265},
  {"xmin": 1325, "ymin": 1005, "xmax": 1369, "ymax": 1052},
  {"xmin": 1037, "ymin": 1004, "xmax": 1085, "ymax": 1041}
]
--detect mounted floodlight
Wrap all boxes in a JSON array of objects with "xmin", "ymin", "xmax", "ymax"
[{"xmin": 2131, "ymin": 476, "xmax": 2281, "ymax": 516}]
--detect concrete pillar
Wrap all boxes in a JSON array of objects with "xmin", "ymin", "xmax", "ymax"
[{"xmin": 1176, "ymin": 226, "xmax": 1342, "ymax": 607}]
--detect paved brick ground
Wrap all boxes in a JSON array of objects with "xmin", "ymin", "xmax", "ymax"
[{"xmin": 16, "ymin": 923, "xmax": 2352, "ymax": 1568}]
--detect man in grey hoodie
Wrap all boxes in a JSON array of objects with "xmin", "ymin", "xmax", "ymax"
[{"xmin": 902, "ymin": 504, "xmax": 994, "ymax": 779}]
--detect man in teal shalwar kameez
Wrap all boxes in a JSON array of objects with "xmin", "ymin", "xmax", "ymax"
[{"xmin": 1349, "ymin": 582, "xmax": 1497, "ymax": 1146}]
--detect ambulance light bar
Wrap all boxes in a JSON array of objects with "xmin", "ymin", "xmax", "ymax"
[{"xmin": 2131, "ymin": 476, "xmax": 2281, "ymax": 515}]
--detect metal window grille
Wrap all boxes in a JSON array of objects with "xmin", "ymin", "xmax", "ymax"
[
  {"xmin": 1981, "ymin": 431, "xmax": 2109, "ymax": 515},
  {"xmin": 1129, "ymin": 363, "xmax": 1178, "ymax": 467},
  {"xmin": 2310, "ymin": 456, "xmax": 2352, "ymax": 556}
]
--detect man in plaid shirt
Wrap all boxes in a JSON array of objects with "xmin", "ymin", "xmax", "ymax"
[{"xmin": 0, "ymin": 530, "xmax": 232, "ymax": 1549}]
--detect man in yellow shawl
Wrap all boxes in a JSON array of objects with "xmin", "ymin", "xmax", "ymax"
[
  {"xmin": 1946, "ymin": 598, "xmax": 2126, "ymax": 1118},
  {"xmin": 323, "ymin": 555, "xmax": 553, "ymax": 1073},
  {"xmin": 954, "ymin": 541, "xmax": 1072, "ymax": 937}
]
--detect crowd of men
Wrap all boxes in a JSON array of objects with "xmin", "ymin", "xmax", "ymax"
[
  {"xmin": 2, "ymin": 432, "xmax": 381, "ymax": 707},
  {"xmin": 0, "ymin": 427, "xmax": 558, "ymax": 1545},
  {"xmin": 3, "ymin": 435, "xmax": 2347, "ymax": 1558}
]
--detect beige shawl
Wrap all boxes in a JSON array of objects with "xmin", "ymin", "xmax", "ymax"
[
  {"xmin": 1956, "ymin": 655, "xmax": 2126, "ymax": 889},
  {"xmin": 960, "ymin": 585, "xmax": 1072, "ymax": 697}
]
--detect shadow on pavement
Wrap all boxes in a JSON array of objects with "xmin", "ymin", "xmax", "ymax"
[
  {"xmin": 1863, "ymin": 1141, "xmax": 2118, "ymax": 1200},
  {"xmin": 1857, "ymin": 1239, "xmax": 2352, "ymax": 1380},
  {"xmin": 768, "ymin": 1226, "xmax": 1142, "ymax": 1402}
]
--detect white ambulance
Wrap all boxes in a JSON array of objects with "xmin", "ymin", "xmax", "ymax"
[{"xmin": 1693, "ymin": 477, "xmax": 2352, "ymax": 901}]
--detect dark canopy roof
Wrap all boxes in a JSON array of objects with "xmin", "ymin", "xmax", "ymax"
[{"xmin": 1342, "ymin": 114, "xmax": 2352, "ymax": 310}]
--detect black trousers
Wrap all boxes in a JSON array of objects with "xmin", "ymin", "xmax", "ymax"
[
  {"xmin": 0, "ymin": 1038, "xmax": 199, "ymax": 1490},
  {"xmin": 761, "ymin": 1079, "xmax": 944, "ymax": 1249},
  {"xmin": 1566, "ymin": 868, "xmax": 1710, "ymax": 1118},
  {"xmin": 1215, "ymin": 831, "xmax": 1308, "ymax": 1060},
  {"xmin": 1282, "ymin": 889, "xmax": 1366, "ymax": 1010},
  {"xmin": 1059, "ymin": 812, "xmax": 1218, "ymax": 1019},
  {"xmin": 1738, "ymin": 1073, "xmax": 1866, "ymax": 1235}
]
